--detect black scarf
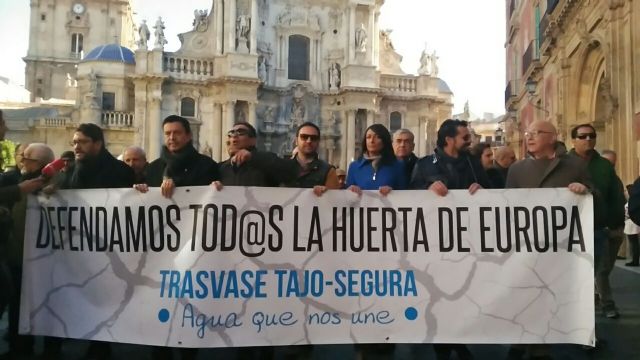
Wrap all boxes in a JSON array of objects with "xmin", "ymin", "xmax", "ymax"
[
  {"xmin": 160, "ymin": 142, "xmax": 199, "ymax": 179},
  {"xmin": 69, "ymin": 149, "xmax": 112, "ymax": 187}
]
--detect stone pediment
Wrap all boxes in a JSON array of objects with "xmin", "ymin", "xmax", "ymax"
[
  {"xmin": 173, "ymin": 7, "xmax": 216, "ymax": 58},
  {"xmin": 276, "ymin": 5, "xmax": 322, "ymax": 32}
]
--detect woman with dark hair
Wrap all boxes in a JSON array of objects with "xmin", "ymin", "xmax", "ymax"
[{"xmin": 346, "ymin": 123, "xmax": 406, "ymax": 195}]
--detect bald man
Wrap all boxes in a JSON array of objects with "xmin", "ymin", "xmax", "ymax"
[
  {"xmin": 122, "ymin": 146, "xmax": 148, "ymax": 183},
  {"xmin": 2, "ymin": 143, "xmax": 54, "ymax": 359}
]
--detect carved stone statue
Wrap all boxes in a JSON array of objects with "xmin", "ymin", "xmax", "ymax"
[
  {"xmin": 430, "ymin": 50, "xmax": 439, "ymax": 77},
  {"xmin": 329, "ymin": 63, "xmax": 341, "ymax": 89},
  {"xmin": 193, "ymin": 10, "xmax": 208, "ymax": 32},
  {"xmin": 290, "ymin": 98, "xmax": 305, "ymax": 128},
  {"xmin": 153, "ymin": 17, "xmax": 167, "ymax": 49},
  {"xmin": 88, "ymin": 70, "xmax": 97, "ymax": 94},
  {"xmin": 137, "ymin": 20, "xmax": 150, "ymax": 50},
  {"xmin": 236, "ymin": 15, "xmax": 251, "ymax": 41},
  {"xmin": 355, "ymin": 24, "xmax": 367, "ymax": 53},
  {"xmin": 418, "ymin": 47, "xmax": 432, "ymax": 75},
  {"xmin": 258, "ymin": 57, "xmax": 268, "ymax": 83}
]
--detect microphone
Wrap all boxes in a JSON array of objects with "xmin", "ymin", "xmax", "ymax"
[{"xmin": 41, "ymin": 158, "xmax": 66, "ymax": 178}]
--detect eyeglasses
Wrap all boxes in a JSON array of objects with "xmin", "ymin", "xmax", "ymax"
[
  {"xmin": 70, "ymin": 139, "xmax": 92, "ymax": 146},
  {"xmin": 227, "ymin": 129, "xmax": 250, "ymax": 137},
  {"xmin": 524, "ymin": 130, "xmax": 554, "ymax": 138},
  {"xmin": 576, "ymin": 133, "xmax": 597, "ymax": 140},
  {"xmin": 299, "ymin": 134, "xmax": 320, "ymax": 142}
]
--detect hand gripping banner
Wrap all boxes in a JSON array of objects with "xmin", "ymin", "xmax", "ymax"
[{"xmin": 20, "ymin": 187, "xmax": 595, "ymax": 347}]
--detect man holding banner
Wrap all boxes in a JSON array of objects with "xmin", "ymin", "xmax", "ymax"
[{"xmin": 505, "ymin": 120, "xmax": 591, "ymax": 359}]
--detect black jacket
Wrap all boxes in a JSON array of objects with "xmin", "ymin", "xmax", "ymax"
[
  {"xmin": 220, "ymin": 148, "xmax": 297, "ymax": 187},
  {"xmin": 400, "ymin": 153, "xmax": 419, "ymax": 183},
  {"xmin": 146, "ymin": 143, "xmax": 219, "ymax": 187},
  {"xmin": 410, "ymin": 148, "xmax": 491, "ymax": 190},
  {"xmin": 628, "ymin": 177, "xmax": 640, "ymax": 227},
  {"xmin": 61, "ymin": 149, "xmax": 134, "ymax": 189},
  {"xmin": 285, "ymin": 156, "xmax": 334, "ymax": 188}
]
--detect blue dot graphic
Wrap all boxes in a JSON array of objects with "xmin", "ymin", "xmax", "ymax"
[
  {"xmin": 405, "ymin": 307, "xmax": 418, "ymax": 321},
  {"xmin": 158, "ymin": 309, "xmax": 170, "ymax": 323}
]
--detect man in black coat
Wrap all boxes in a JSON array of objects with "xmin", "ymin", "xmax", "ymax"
[
  {"xmin": 61, "ymin": 123, "xmax": 134, "ymax": 190},
  {"xmin": 215, "ymin": 121, "xmax": 296, "ymax": 187},
  {"xmin": 411, "ymin": 119, "xmax": 491, "ymax": 195},
  {"xmin": 138, "ymin": 115, "xmax": 218, "ymax": 199}
]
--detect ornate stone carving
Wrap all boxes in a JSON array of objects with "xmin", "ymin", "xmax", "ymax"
[
  {"xmin": 236, "ymin": 14, "xmax": 251, "ymax": 52},
  {"xmin": 193, "ymin": 10, "xmax": 209, "ymax": 32},
  {"xmin": 258, "ymin": 56, "xmax": 268, "ymax": 83}
]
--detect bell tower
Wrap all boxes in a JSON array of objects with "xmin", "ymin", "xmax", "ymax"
[{"xmin": 23, "ymin": 0, "xmax": 135, "ymax": 101}]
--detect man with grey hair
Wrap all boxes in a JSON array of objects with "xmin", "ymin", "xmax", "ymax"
[
  {"xmin": 1, "ymin": 143, "xmax": 54, "ymax": 359},
  {"xmin": 122, "ymin": 145, "xmax": 148, "ymax": 183},
  {"xmin": 392, "ymin": 128, "xmax": 418, "ymax": 180}
]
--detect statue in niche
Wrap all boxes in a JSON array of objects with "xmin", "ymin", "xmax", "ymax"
[
  {"xmin": 235, "ymin": 107, "xmax": 246, "ymax": 123},
  {"xmin": 258, "ymin": 57, "xmax": 268, "ymax": 83},
  {"xmin": 328, "ymin": 63, "xmax": 341, "ymax": 89},
  {"xmin": 66, "ymin": 73, "xmax": 77, "ymax": 88},
  {"xmin": 355, "ymin": 24, "xmax": 367, "ymax": 53},
  {"xmin": 153, "ymin": 17, "xmax": 167, "ymax": 49},
  {"xmin": 236, "ymin": 15, "xmax": 251, "ymax": 41},
  {"xmin": 290, "ymin": 98, "xmax": 305, "ymax": 129},
  {"xmin": 137, "ymin": 20, "xmax": 150, "ymax": 49},
  {"xmin": 193, "ymin": 10, "xmax": 209, "ymax": 32},
  {"xmin": 88, "ymin": 70, "xmax": 97, "ymax": 94}
]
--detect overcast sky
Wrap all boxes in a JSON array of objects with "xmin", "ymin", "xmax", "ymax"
[{"xmin": 0, "ymin": 0, "xmax": 506, "ymax": 115}]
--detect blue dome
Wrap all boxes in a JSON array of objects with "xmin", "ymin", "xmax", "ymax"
[
  {"xmin": 82, "ymin": 44, "xmax": 135, "ymax": 65},
  {"xmin": 437, "ymin": 78, "xmax": 453, "ymax": 94}
]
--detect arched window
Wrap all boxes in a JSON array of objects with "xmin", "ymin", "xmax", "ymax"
[
  {"xmin": 389, "ymin": 112, "xmax": 402, "ymax": 132},
  {"xmin": 71, "ymin": 33, "xmax": 83, "ymax": 55},
  {"xmin": 288, "ymin": 35, "xmax": 310, "ymax": 81},
  {"xmin": 181, "ymin": 97, "xmax": 196, "ymax": 117}
]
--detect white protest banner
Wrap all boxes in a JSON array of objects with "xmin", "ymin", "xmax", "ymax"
[{"xmin": 20, "ymin": 187, "xmax": 594, "ymax": 347}]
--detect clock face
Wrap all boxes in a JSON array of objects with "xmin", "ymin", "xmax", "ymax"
[{"xmin": 72, "ymin": 3, "xmax": 85, "ymax": 14}]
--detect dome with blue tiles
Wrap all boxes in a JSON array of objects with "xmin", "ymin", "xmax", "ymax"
[{"xmin": 82, "ymin": 44, "xmax": 135, "ymax": 65}]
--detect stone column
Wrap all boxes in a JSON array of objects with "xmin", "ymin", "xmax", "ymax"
[
  {"xmin": 417, "ymin": 116, "xmax": 426, "ymax": 156},
  {"xmin": 212, "ymin": 102, "xmax": 222, "ymax": 161},
  {"xmin": 227, "ymin": 0, "xmax": 237, "ymax": 53},
  {"xmin": 340, "ymin": 111, "xmax": 348, "ymax": 170},
  {"xmin": 250, "ymin": 0, "xmax": 258, "ymax": 54},
  {"xmin": 248, "ymin": 101, "xmax": 257, "ymax": 127},
  {"xmin": 147, "ymin": 80, "xmax": 164, "ymax": 160},
  {"xmin": 366, "ymin": 109, "xmax": 374, "ymax": 127},
  {"xmin": 373, "ymin": 10, "xmax": 380, "ymax": 67},
  {"xmin": 367, "ymin": 6, "xmax": 375, "ymax": 65},
  {"xmin": 216, "ymin": 0, "xmax": 224, "ymax": 54},
  {"xmin": 132, "ymin": 79, "xmax": 148, "ymax": 147},
  {"xmin": 346, "ymin": 110, "xmax": 356, "ymax": 167},
  {"xmin": 348, "ymin": 5, "xmax": 356, "ymax": 63}
]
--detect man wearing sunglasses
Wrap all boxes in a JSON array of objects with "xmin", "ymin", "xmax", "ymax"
[
  {"xmin": 214, "ymin": 121, "xmax": 297, "ymax": 188},
  {"xmin": 569, "ymin": 123, "xmax": 625, "ymax": 320},
  {"xmin": 287, "ymin": 122, "xmax": 340, "ymax": 194}
]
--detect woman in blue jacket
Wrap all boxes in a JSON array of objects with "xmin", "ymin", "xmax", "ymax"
[{"xmin": 346, "ymin": 123, "xmax": 407, "ymax": 195}]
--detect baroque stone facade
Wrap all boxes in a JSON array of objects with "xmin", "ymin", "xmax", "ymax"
[
  {"xmin": 505, "ymin": 0, "xmax": 640, "ymax": 184},
  {"xmin": 10, "ymin": 0, "xmax": 454, "ymax": 170}
]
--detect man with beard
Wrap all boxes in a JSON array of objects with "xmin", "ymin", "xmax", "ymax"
[
  {"xmin": 409, "ymin": 119, "xmax": 489, "ymax": 360},
  {"xmin": 0, "ymin": 143, "xmax": 53, "ymax": 360},
  {"xmin": 411, "ymin": 119, "xmax": 491, "ymax": 195},
  {"xmin": 61, "ymin": 123, "xmax": 134, "ymax": 189},
  {"xmin": 287, "ymin": 122, "xmax": 340, "ymax": 193},
  {"xmin": 55, "ymin": 124, "xmax": 133, "ymax": 360},
  {"xmin": 137, "ymin": 115, "xmax": 218, "ymax": 199}
]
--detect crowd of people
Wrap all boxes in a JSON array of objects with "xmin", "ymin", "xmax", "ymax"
[{"xmin": 1, "ymin": 107, "xmax": 639, "ymax": 359}]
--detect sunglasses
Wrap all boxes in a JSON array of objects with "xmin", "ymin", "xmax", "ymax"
[
  {"xmin": 227, "ymin": 129, "xmax": 250, "ymax": 137},
  {"xmin": 299, "ymin": 134, "xmax": 320, "ymax": 142},
  {"xmin": 576, "ymin": 133, "xmax": 596, "ymax": 140}
]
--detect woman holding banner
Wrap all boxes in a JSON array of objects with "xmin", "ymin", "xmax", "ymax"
[{"xmin": 345, "ymin": 123, "xmax": 407, "ymax": 197}]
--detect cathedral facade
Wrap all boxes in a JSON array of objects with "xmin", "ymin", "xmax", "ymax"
[{"xmin": 11, "ymin": 0, "xmax": 453, "ymax": 170}]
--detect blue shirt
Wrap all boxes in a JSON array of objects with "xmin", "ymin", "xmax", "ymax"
[{"xmin": 345, "ymin": 158, "xmax": 407, "ymax": 190}]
